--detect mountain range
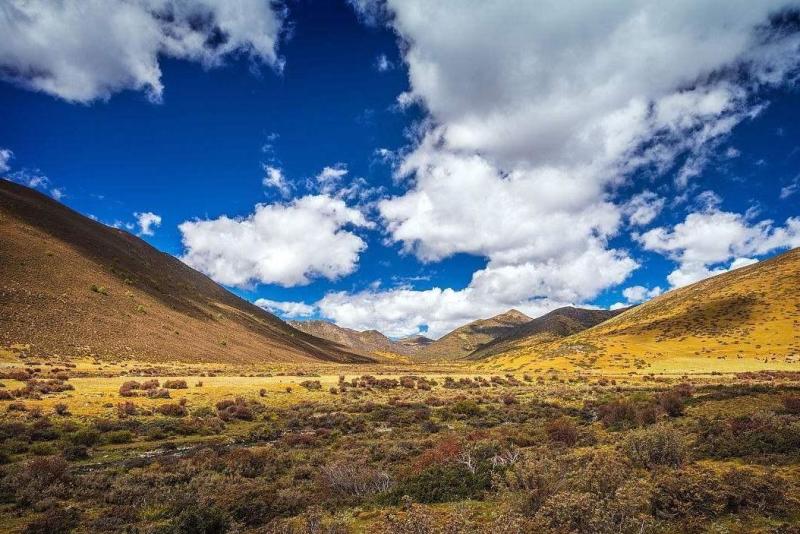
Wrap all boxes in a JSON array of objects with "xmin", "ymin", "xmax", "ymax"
[
  {"xmin": 2, "ymin": 180, "xmax": 798, "ymax": 370},
  {"xmin": 0, "ymin": 180, "xmax": 369, "ymax": 364}
]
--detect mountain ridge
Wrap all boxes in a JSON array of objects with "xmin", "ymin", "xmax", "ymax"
[
  {"xmin": 0, "ymin": 180, "xmax": 371, "ymax": 364},
  {"xmin": 482, "ymin": 248, "xmax": 800, "ymax": 372}
]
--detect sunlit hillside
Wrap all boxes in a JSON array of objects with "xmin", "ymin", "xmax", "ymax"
[{"xmin": 480, "ymin": 248, "xmax": 800, "ymax": 374}]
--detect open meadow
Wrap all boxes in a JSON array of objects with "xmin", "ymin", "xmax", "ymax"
[{"xmin": 1, "ymin": 349, "xmax": 799, "ymax": 533}]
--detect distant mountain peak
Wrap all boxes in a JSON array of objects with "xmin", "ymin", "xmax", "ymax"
[{"xmin": 492, "ymin": 309, "xmax": 532, "ymax": 323}]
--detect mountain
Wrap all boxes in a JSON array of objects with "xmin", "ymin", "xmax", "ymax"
[
  {"xmin": 0, "ymin": 180, "xmax": 371, "ymax": 364},
  {"xmin": 396, "ymin": 334, "xmax": 434, "ymax": 350},
  {"xmin": 288, "ymin": 320, "xmax": 432, "ymax": 359},
  {"xmin": 481, "ymin": 248, "xmax": 800, "ymax": 373},
  {"xmin": 467, "ymin": 306, "xmax": 625, "ymax": 360},
  {"xmin": 288, "ymin": 320, "xmax": 392, "ymax": 356},
  {"xmin": 416, "ymin": 309, "xmax": 532, "ymax": 360}
]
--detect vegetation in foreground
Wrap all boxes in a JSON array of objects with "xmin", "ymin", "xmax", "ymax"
[{"xmin": 0, "ymin": 354, "xmax": 799, "ymax": 533}]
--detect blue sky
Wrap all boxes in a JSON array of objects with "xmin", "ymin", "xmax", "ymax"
[{"xmin": 2, "ymin": 1, "xmax": 799, "ymax": 338}]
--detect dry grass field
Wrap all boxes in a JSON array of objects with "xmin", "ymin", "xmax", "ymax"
[
  {"xmin": 479, "ymin": 249, "xmax": 800, "ymax": 375},
  {"xmin": 1, "ymin": 345, "xmax": 799, "ymax": 533}
]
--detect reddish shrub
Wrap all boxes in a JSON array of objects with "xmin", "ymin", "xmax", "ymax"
[
  {"xmin": 146, "ymin": 388, "xmax": 170, "ymax": 399},
  {"xmin": 156, "ymin": 403, "xmax": 187, "ymax": 417},
  {"xmin": 546, "ymin": 417, "xmax": 579, "ymax": 446},
  {"xmin": 118, "ymin": 381, "xmax": 141, "ymax": 397},
  {"xmin": 783, "ymin": 395, "xmax": 800, "ymax": 414}
]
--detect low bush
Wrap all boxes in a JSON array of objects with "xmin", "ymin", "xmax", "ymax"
[
  {"xmin": 545, "ymin": 417, "xmax": 579, "ymax": 446},
  {"xmin": 163, "ymin": 379, "xmax": 188, "ymax": 389},
  {"xmin": 299, "ymin": 380, "xmax": 322, "ymax": 390},
  {"xmin": 620, "ymin": 423, "xmax": 688, "ymax": 469},
  {"xmin": 156, "ymin": 403, "xmax": 188, "ymax": 417},
  {"xmin": 695, "ymin": 412, "xmax": 800, "ymax": 458}
]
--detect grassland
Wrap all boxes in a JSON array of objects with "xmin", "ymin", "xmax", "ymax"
[
  {"xmin": 481, "ymin": 248, "xmax": 800, "ymax": 375},
  {"xmin": 1, "ymin": 346, "xmax": 799, "ymax": 533}
]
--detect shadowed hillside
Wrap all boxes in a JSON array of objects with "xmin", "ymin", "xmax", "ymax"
[
  {"xmin": 416, "ymin": 309, "xmax": 532, "ymax": 360},
  {"xmin": 289, "ymin": 320, "xmax": 431, "ymax": 360},
  {"xmin": 467, "ymin": 306, "xmax": 625, "ymax": 360},
  {"xmin": 0, "ymin": 180, "xmax": 371, "ymax": 364},
  {"xmin": 482, "ymin": 248, "xmax": 800, "ymax": 373}
]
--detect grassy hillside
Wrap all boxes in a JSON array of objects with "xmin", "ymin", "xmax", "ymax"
[
  {"xmin": 480, "ymin": 248, "xmax": 800, "ymax": 374},
  {"xmin": 0, "ymin": 180, "xmax": 370, "ymax": 364},
  {"xmin": 468, "ymin": 306, "xmax": 623, "ymax": 360},
  {"xmin": 417, "ymin": 309, "xmax": 532, "ymax": 361}
]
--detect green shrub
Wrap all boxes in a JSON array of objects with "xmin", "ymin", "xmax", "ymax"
[
  {"xmin": 24, "ymin": 505, "xmax": 80, "ymax": 534},
  {"xmin": 389, "ymin": 464, "xmax": 490, "ymax": 504},
  {"xmin": 103, "ymin": 430, "xmax": 134, "ymax": 444},
  {"xmin": 696, "ymin": 412, "xmax": 800, "ymax": 458},
  {"xmin": 69, "ymin": 428, "xmax": 100, "ymax": 447},
  {"xmin": 168, "ymin": 504, "xmax": 230, "ymax": 534},
  {"xmin": 620, "ymin": 423, "xmax": 687, "ymax": 469}
]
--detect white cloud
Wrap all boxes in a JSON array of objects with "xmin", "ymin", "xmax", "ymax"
[
  {"xmin": 324, "ymin": 0, "xmax": 800, "ymax": 335},
  {"xmin": 0, "ymin": 148, "xmax": 12, "ymax": 173},
  {"xmin": 725, "ymin": 147, "xmax": 741, "ymax": 158},
  {"xmin": 375, "ymin": 53, "xmax": 394, "ymax": 72},
  {"xmin": 781, "ymin": 175, "xmax": 800, "ymax": 199},
  {"xmin": 254, "ymin": 298, "xmax": 315, "ymax": 318},
  {"xmin": 4, "ymin": 166, "xmax": 65, "ymax": 200},
  {"xmin": 179, "ymin": 195, "xmax": 372, "ymax": 288},
  {"xmin": 623, "ymin": 191, "xmax": 665, "ymax": 226},
  {"xmin": 262, "ymin": 164, "xmax": 290, "ymax": 197},
  {"xmin": 622, "ymin": 285, "xmax": 663, "ymax": 303},
  {"xmin": 318, "ymin": 242, "xmax": 635, "ymax": 339},
  {"xmin": 639, "ymin": 209, "xmax": 800, "ymax": 287},
  {"xmin": 134, "ymin": 211, "xmax": 162, "ymax": 236},
  {"xmin": 314, "ymin": 165, "xmax": 349, "ymax": 194},
  {"xmin": 0, "ymin": 0, "xmax": 285, "ymax": 103},
  {"xmin": 610, "ymin": 285, "xmax": 663, "ymax": 310}
]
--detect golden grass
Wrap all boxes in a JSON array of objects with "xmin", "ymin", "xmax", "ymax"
[{"xmin": 481, "ymin": 248, "xmax": 800, "ymax": 374}]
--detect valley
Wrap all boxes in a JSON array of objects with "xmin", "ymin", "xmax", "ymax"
[{"xmin": 1, "ymin": 182, "xmax": 799, "ymax": 533}]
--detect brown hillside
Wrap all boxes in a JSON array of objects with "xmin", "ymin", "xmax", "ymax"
[
  {"xmin": 0, "ymin": 180, "xmax": 371, "ymax": 364},
  {"xmin": 467, "ymin": 306, "xmax": 625, "ymax": 360},
  {"xmin": 289, "ymin": 320, "xmax": 431, "ymax": 359},
  {"xmin": 417, "ymin": 309, "xmax": 532, "ymax": 360}
]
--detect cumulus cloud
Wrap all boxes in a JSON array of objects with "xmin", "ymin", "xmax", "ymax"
[
  {"xmin": 134, "ymin": 211, "xmax": 162, "ymax": 236},
  {"xmin": 623, "ymin": 191, "xmax": 665, "ymax": 226},
  {"xmin": 318, "ymin": 1, "xmax": 800, "ymax": 336},
  {"xmin": 255, "ymin": 298, "xmax": 315, "ymax": 318},
  {"xmin": 262, "ymin": 164, "xmax": 290, "ymax": 197},
  {"xmin": 179, "ymin": 195, "xmax": 372, "ymax": 287},
  {"xmin": 0, "ymin": 0, "xmax": 285, "ymax": 102},
  {"xmin": 318, "ymin": 242, "xmax": 635, "ymax": 338},
  {"xmin": 0, "ymin": 148, "xmax": 12, "ymax": 173},
  {"xmin": 610, "ymin": 285, "xmax": 663, "ymax": 310},
  {"xmin": 639, "ymin": 209, "xmax": 800, "ymax": 287},
  {"xmin": 314, "ymin": 165, "xmax": 349, "ymax": 194}
]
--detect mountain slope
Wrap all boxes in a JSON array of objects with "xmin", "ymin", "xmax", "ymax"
[
  {"xmin": 467, "ymin": 306, "xmax": 625, "ymax": 360},
  {"xmin": 482, "ymin": 248, "xmax": 800, "ymax": 373},
  {"xmin": 0, "ymin": 180, "xmax": 371, "ymax": 364},
  {"xmin": 417, "ymin": 309, "xmax": 532, "ymax": 360},
  {"xmin": 289, "ymin": 320, "xmax": 432, "ymax": 359}
]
